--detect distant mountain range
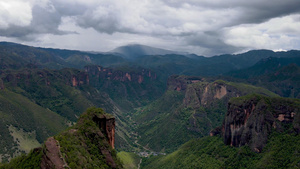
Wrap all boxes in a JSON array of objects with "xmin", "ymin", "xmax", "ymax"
[
  {"xmin": 109, "ymin": 44, "xmax": 190, "ymax": 60},
  {"xmin": 1, "ymin": 41, "xmax": 300, "ymax": 76},
  {"xmin": 1, "ymin": 41, "xmax": 300, "ymax": 168}
]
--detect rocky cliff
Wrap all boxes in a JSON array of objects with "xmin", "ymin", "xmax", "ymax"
[
  {"xmin": 1, "ymin": 107, "xmax": 122, "ymax": 169},
  {"xmin": 0, "ymin": 65, "xmax": 157, "ymax": 89},
  {"xmin": 167, "ymin": 76, "xmax": 277, "ymax": 109},
  {"xmin": 84, "ymin": 65, "xmax": 157, "ymax": 84},
  {"xmin": 212, "ymin": 94, "xmax": 300, "ymax": 152},
  {"xmin": 92, "ymin": 114, "xmax": 116, "ymax": 149},
  {"xmin": 135, "ymin": 76, "xmax": 278, "ymax": 152}
]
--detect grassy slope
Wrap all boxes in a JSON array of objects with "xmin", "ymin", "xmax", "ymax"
[
  {"xmin": 142, "ymin": 133, "xmax": 300, "ymax": 169},
  {"xmin": 117, "ymin": 151, "xmax": 140, "ymax": 169},
  {"xmin": 223, "ymin": 57, "xmax": 300, "ymax": 98},
  {"xmin": 133, "ymin": 90, "xmax": 186, "ymax": 152},
  {"xmin": 8, "ymin": 126, "xmax": 41, "ymax": 154},
  {"xmin": 0, "ymin": 89, "xmax": 67, "ymax": 162}
]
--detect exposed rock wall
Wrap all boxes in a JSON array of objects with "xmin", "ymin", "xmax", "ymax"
[
  {"xmin": 0, "ymin": 79, "xmax": 4, "ymax": 89},
  {"xmin": 41, "ymin": 137, "xmax": 68, "ymax": 169},
  {"xmin": 220, "ymin": 95, "xmax": 300, "ymax": 152},
  {"xmin": 84, "ymin": 65, "xmax": 156, "ymax": 84},
  {"xmin": 167, "ymin": 75, "xmax": 204, "ymax": 92},
  {"xmin": 71, "ymin": 72, "xmax": 89, "ymax": 87},
  {"xmin": 92, "ymin": 114, "xmax": 116, "ymax": 149},
  {"xmin": 38, "ymin": 110, "xmax": 118, "ymax": 169},
  {"xmin": 0, "ymin": 65, "xmax": 156, "ymax": 89}
]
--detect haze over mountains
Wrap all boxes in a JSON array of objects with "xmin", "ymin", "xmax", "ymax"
[
  {"xmin": 0, "ymin": 41, "xmax": 300, "ymax": 168},
  {"xmin": 109, "ymin": 44, "xmax": 190, "ymax": 60}
]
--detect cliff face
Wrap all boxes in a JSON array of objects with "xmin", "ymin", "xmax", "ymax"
[
  {"xmin": 167, "ymin": 76, "xmax": 260, "ymax": 109},
  {"xmin": 167, "ymin": 75, "xmax": 204, "ymax": 92},
  {"xmin": 0, "ymin": 79, "xmax": 4, "ymax": 89},
  {"xmin": 0, "ymin": 65, "xmax": 157, "ymax": 89},
  {"xmin": 92, "ymin": 114, "xmax": 115, "ymax": 149},
  {"xmin": 84, "ymin": 65, "xmax": 157, "ymax": 84},
  {"xmin": 0, "ymin": 65, "xmax": 163, "ymax": 156},
  {"xmin": 4, "ymin": 107, "xmax": 122, "ymax": 168},
  {"xmin": 135, "ymin": 75, "xmax": 278, "ymax": 152},
  {"xmin": 220, "ymin": 95, "xmax": 300, "ymax": 152},
  {"xmin": 40, "ymin": 113, "xmax": 117, "ymax": 169},
  {"xmin": 40, "ymin": 137, "xmax": 67, "ymax": 169},
  {"xmin": 55, "ymin": 107, "xmax": 120, "ymax": 168}
]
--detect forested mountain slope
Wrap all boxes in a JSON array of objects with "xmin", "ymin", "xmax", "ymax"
[
  {"xmin": 142, "ymin": 94, "xmax": 300, "ymax": 169},
  {"xmin": 133, "ymin": 76, "xmax": 278, "ymax": 152}
]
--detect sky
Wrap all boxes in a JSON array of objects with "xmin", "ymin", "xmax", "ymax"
[{"xmin": 0, "ymin": 0, "xmax": 300, "ymax": 56}]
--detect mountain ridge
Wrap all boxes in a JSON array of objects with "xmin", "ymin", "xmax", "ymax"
[
  {"xmin": 0, "ymin": 107, "xmax": 123, "ymax": 169},
  {"xmin": 133, "ymin": 76, "xmax": 278, "ymax": 152},
  {"xmin": 141, "ymin": 94, "xmax": 300, "ymax": 169},
  {"xmin": 110, "ymin": 44, "xmax": 190, "ymax": 60}
]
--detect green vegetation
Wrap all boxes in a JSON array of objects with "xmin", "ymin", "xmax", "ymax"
[
  {"xmin": 1, "ymin": 42, "xmax": 300, "ymax": 168},
  {"xmin": 224, "ymin": 56, "xmax": 300, "ymax": 98},
  {"xmin": 0, "ymin": 147, "xmax": 43, "ymax": 169},
  {"xmin": 0, "ymin": 89, "xmax": 67, "ymax": 162},
  {"xmin": 133, "ymin": 78, "xmax": 278, "ymax": 153},
  {"xmin": 142, "ymin": 133, "xmax": 300, "ymax": 169},
  {"xmin": 133, "ymin": 90, "xmax": 186, "ymax": 152},
  {"xmin": 54, "ymin": 107, "xmax": 122, "ymax": 168},
  {"xmin": 1, "ymin": 107, "xmax": 123, "ymax": 168},
  {"xmin": 226, "ymin": 81, "xmax": 278, "ymax": 97},
  {"xmin": 8, "ymin": 126, "xmax": 41, "ymax": 153},
  {"xmin": 117, "ymin": 151, "xmax": 140, "ymax": 169},
  {"xmin": 0, "ymin": 65, "xmax": 162, "ymax": 158}
]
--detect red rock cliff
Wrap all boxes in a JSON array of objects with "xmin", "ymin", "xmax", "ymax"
[
  {"xmin": 84, "ymin": 65, "xmax": 157, "ymax": 84},
  {"xmin": 38, "ymin": 109, "xmax": 119, "ymax": 169},
  {"xmin": 216, "ymin": 94, "xmax": 300, "ymax": 152},
  {"xmin": 92, "ymin": 114, "xmax": 115, "ymax": 149}
]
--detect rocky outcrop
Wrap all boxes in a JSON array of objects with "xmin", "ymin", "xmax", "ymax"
[
  {"xmin": 179, "ymin": 79, "xmax": 241, "ymax": 108},
  {"xmin": 0, "ymin": 79, "xmax": 4, "ymax": 89},
  {"xmin": 0, "ymin": 69, "xmax": 85, "ymax": 88},
  {"xmin": 71, "ymin": 72, "xmax": 89, "ymax": 87},
  {"xmin": 167, "ymin": 75, "xmax": 204, "ymax": 92},
  {"xmin": 218, "ymin": 94, "xmax": 300, "ymax": 152},
  {"xmin": 41, "ymin": 137, "xmax": 68, "ymax": 169},
  {"xmin": 7, "ymin": 108, "xmax": 121, "ymax": 168},
  {"xmin": 92, "ymin": 114, "xmax": 115, "ymax": 149},
  {"xmin": 84, "ymin": 65, "xmax": 157, "ymax": 84},
  {"xmin": 0, "ymin": 65, "xmax": 156, "ymax": 89},
  {"xmin": 77, "ymin": 109, "xmax": 119, "ymax": 168},
  {"xmin": 163, "ymin": 76, "xmax": 279, "ymax": 141}
]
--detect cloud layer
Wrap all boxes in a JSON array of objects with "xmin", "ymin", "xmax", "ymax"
[{"xmin": 0, "ymin": 0, "xmax": 300, "ymax": 56}]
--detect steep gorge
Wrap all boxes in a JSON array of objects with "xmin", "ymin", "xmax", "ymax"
[{"xmin": 0, "ymin": 65, "xmax": 163, "ymax": 161}]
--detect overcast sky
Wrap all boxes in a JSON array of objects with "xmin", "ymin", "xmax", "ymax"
[{"xmin": 0, "ymin": 0, "xmax": 300, "ymax": 56}]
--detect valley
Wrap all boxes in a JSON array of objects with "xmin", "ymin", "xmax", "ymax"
[{"xmin": 0, "ymin": 42, "xmax": 299, "ymax": 168}]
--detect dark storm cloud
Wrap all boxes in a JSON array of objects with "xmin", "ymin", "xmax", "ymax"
[
  {"xmin": 185, "ymin": 32, "xmax": 245, "ymax": 56},
  {"xmin": 0, "ymin": 3, "xmax": 72, "ymax": 40},
  {"xmin": 76, "ymin": 9, "xmax": 123, "ymax": 34},
  {"xmin": 159, "ymin": 0, "xmax": 300, "ymax": 28},
  {"xmin": 0, "ymin": 0, "xmax": 300, "ymax": 56}
]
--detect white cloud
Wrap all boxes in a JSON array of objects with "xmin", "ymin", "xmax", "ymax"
[
  {"xmin": 223, "ymin": 14, "xmax": 300, "ymax": 51},
  {"xmin": 0, "ymin": 0, "xmax": 32, "ymax": 28},
  {"xmin": 0, "ymin": 0, "xmax": 300, "ymax": 56}
]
